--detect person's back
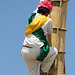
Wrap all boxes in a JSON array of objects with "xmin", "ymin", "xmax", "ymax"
[
  {"xmin": 23, "ymin": 8, "xmax": 53, "ymax": 48},
  {"xmin": 21, "ymin": 0, "xmax": 58, "ymax": 75}
]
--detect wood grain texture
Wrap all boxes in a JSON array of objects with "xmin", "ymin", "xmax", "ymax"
[{"xmin": 40, "ymin": 0, "xmax": 69, "ymax": 75}]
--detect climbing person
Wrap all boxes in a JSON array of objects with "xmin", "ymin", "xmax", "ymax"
[{"xmin": 21, "ymin": 0, "xmax": 58, "ymax": 75}]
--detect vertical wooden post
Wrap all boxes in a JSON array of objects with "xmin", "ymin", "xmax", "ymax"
[{"xmin": 40, "ymin": 0, "xmax": 69, "ymax": 75}]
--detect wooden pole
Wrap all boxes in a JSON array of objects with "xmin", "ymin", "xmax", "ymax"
[{"xmin": 40, "ymin": 0, "xmax": 69, "ymax": 75}]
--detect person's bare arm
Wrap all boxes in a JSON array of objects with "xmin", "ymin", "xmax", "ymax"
[{"xmin": 33, "ymin": 0, "xmax": 45, "ymax": 13}]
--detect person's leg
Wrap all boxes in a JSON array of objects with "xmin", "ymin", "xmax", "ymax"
[
  {"xmin": 21, "ymin": 47, "xmax": 41, "ymax": 75},
  {"xmin": 22, "ymin": 55, "xmax": 41, "ymax": 75},
  {"xmin": 41, "ymin": 47, "xmax": 58, "ymax": 74}
]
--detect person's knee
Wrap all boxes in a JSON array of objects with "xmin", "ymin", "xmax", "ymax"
[{"xmin": 54, "ymin": 47, "xmax": 58, "ymax": 56}]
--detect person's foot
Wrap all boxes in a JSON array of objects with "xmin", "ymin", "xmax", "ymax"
[{"xmin": 41, "ymin": 72, "xmax": 47, "ymax": 75}]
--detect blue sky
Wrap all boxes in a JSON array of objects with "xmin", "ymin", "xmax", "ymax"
[{"xmin": 0, "ymin": 0, "xmax": 75, "ymax": 75}]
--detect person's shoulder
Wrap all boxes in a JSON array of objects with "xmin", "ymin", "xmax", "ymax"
[
  {"xmin": 46, "ymin": 18, "xmax": 52, "ymax": 24},
  {"xmin": 48, "ymin": 18, "xmax": 52, "ymax": 22},
  {"xmin": 32, "ymin": 13, "xmax": 40, "ymax": 20}
]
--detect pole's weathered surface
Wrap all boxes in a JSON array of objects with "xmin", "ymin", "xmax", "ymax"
[{"xmin": 41, "ymin": 0, "xmax": 69, "ymax": 75}]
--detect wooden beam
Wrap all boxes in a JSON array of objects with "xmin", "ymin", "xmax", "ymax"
[
  {"xmin": 53, "ymin": 28, "xmax": 67, "ymax": 31},
  {"xmin": 58, "ymin": 51, "xmax": 66, "ymax": 54}
]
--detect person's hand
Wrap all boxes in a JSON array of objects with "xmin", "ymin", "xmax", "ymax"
[
  {"xmin": 40, "ymin": 0, "xmax": 45, "ymax": 2},
  {"xmin": 48, "ymin": 14, "xmax": 51, "ymax": 18},
  {"xmin": 21, "ymin": 53, "xmax": 22, "ymax": 57}
]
